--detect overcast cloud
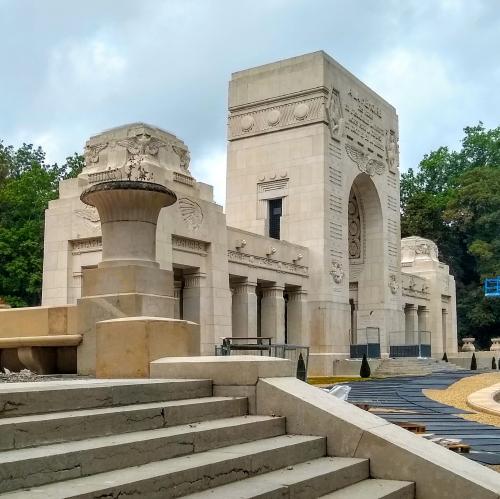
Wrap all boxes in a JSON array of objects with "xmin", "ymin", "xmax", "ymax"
[{"xmin": 1, "ymin": 0, "xmax": 499, "ymax": 203}]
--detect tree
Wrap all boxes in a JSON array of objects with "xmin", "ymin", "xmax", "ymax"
[
  {"xmin": 492, "ymin": 357, "xmax": 497, "ymax": 370},
  {"xmin": 470, "ymin": 352, "xmax": 477, "ymax": 370},
  {"xmin": 0, "ymin": 141, "xmax": 83, "ymax": 307},
  {"xmin": 401, "ymin": 124, "xmax": 500, "ymax": 348},
  {"xmin": 360, "ymin": 354, "xmax": 371, "ymax": 378},
  {"xmin": 442, "ymin": 352, "xmax": 448, "ymax": 362}
]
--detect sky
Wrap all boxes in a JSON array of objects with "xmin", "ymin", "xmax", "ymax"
[{"xmin": 1, "ymin": 0, "xmax": 499, "ymax": 204}]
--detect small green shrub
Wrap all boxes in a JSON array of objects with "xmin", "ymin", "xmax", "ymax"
[
  {"xmin": 492, "ymin": 357, "xmax": 497, "ymax": 370},
  {"xmin": 360, "ymin": 354, "xmax": 371, "ymax": 378},
  {"xmin": 470, "ymin": 352, "xmax": 477, "ymax": 370}
]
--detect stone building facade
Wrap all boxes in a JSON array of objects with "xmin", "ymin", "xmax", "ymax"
[{"xmin": 41, "ymin": 51, "xmax": 458, "ymax": 374}]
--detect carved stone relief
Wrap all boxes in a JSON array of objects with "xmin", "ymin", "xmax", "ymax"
[
  {"xmin": 172, "ymin": 145, "xmax": 191, "ymax": 174},
  {"xmin": 348, "ymin": 190, "xmax": 361, "ymax": 260},
  {"xmin": 385, "ymin": 130, "xmax": 399, "ymax": 173},
  {"xmin": 84, "ymin": 142, "xmax": 108, "ymax": 167},
  {"xmin": 388, "ymin": 274, "xmax": 399, "ymax": 294},
  {"xmin": 178, "ymin": 198, "xmax": 203, "ymax": 230},
  {"xmin": 326, "ymin": 87, "xmax": 344, "ymax": 141},
  {"xmin": 117, "ymin": 133, "xmax": 165, "ymax": 181},
  {"xmin": 345, "ymin": 143, "xmax": 385, "ymax": 176},
  {"xmin": 330, "ymin": 261, "xmax": 344, "ymax": 284},
  {"xmin": 74, "ymin": 206, "xmax": 100, "ymax": 234}
]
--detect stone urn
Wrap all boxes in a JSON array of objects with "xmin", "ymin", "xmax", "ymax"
[
  {"xmin": 461, "ymin": 337, "xmax": 476, "ymax": 352},
  {"xmin": 80, "ymin": 180, "xmax": 176, "ymax": 268},
  {"xmin": 490, "ymin": 338, "xmax": 500, "ymax": 352}
]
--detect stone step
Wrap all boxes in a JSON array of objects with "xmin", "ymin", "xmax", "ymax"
[
  {"xmin": 0, "ymin": 396, "xmax": 247, "ymax": 450},
  {"xmin": 182, "ymin": 456, "xmax": 369, "ymax": 498},
  {"xmin": 320, "ymin": 478, "xmax": 414, "ymax": 498},
  {"xmin": 3, "ymin": 434, "xmax": 326, "ymax": 498},
  {"xmin": 0, "ymin": 379, "xmax": 212, "ymax": 417},
  {"xmin": 0, "ymin": 415, "xmax": 285, "ymax": 493}
]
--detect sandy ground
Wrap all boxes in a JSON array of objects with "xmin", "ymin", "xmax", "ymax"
[{"xmin": 424, "ymin": 372, "xmax": 500, "ymax": 427}]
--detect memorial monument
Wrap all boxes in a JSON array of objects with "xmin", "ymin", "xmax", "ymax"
[{"xmin": 0, "ymin": 51, "xmax": 458, "ymax": 376}]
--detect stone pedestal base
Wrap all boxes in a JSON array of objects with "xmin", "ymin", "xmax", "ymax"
[
  {"xmin": 77, "ymin": 264, "xmax": 178, "ymax": 375},
  {"xmin": 308, "ymin": 353, "xmax": 353, "ymax": 377},
  {"xmin": 95, "ymin": 317, "xmax": 200, "ymax": 378}
]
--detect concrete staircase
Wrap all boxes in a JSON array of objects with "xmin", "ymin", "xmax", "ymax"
[
  {"xmin": 374, "ymin": 357, "xmax": 465, "ymax": 377},
  {"xmin": 0, "ymin": 379, "xmax": 414, "ymax": 498}
]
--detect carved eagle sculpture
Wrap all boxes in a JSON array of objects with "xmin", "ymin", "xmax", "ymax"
[
  {"xmin": 345, "ymin": 143, "xmax": 385, "ymax": 176},
  {"xmin": 178, "ymin": 198, "xmax": 203, "ymax": 231}
]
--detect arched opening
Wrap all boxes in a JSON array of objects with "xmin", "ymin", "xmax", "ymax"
[{"xmin": 348, "ymin": 173, "xmax": 384, "ymax": 355}]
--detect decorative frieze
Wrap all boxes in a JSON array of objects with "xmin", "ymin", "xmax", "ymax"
[
  {"xmin": 71, "ymin": 237, "xmax": 102, "ymax": 255},
  {"xmin": 228, "ymin": 93, "xmax": 325, "ymax": 140},
  {"xmin": 173, "ymin": 171, "xmax": 195, "ymax": 186},
  {"xmin": 87, "ymin": 168, "xmax": 122, "ymax": 184},
  {"xmin": 401, "ymin": 273, "xmax": 430, "ymax": 299},
  {"xmin": 172, "ymin": 236, "xmax": 208, "ymax": 256},
  {"xmin": 228, "ymin": 250, "xmax": 308, "ymax": 277}
]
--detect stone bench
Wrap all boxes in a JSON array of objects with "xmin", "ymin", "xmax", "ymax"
[{"xmin": 0, "ymin": 335, "xmax": 82, "ymax": 375}]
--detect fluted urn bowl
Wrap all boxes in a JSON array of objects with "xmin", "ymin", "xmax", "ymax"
[{"xmin": 81, "ymin": 181, "xmax": 176, "ymax": 268}]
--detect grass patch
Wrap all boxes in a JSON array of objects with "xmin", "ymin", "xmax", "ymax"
[{"xmin": 307, "ymin": 376, "xmax": 371, "ymax": 385}]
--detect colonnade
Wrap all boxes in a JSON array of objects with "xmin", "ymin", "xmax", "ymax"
[{"xmin": 231, "ymin": 280, "xmax": 306, "ymax": 345}]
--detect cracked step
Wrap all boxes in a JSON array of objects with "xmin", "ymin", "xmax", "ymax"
[
  {"xmin": 182, "ymin": 456, "xmax": 369, "ymax": 498},
  {"xmin": 0, "ymin": 396, "xmax": 247, "ymax": 450},
  {"xmin": 0, "ymin": 379, "xmax": 212, "ymax": 418},
  {"xmin": 320, "ymin": 478, "xmax": 415, "ymax": 498},
  {"xmin": 3, "ymin": 434, "xmax": 326, "ymax": 498},
  {"xmin": 0, "ymin": 415, "xmax": 286, "ymax": 493}
]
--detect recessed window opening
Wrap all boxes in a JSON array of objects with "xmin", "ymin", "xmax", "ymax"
[{"xmin": 268, "ymin": 198, "xmax": 282, "ymax": 240}]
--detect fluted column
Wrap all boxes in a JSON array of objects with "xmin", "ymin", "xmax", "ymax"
[
  {"xmin": 405, "ymin": 304, "xmax": 418, "ymax": 344},
  {"xmin": 182, "ymin": 273, "xmax": 207, "ymax": 325},
  {"xmin": 231, "ymin": 281, "xmax": 257, "ymax": 338},
  {"xmin": 287, "ymin": 289, "xmax": 307, "ymax": 345},
  {"xmin": 173, "ymin": 281, "xmax": 182, "ymax": 319},
  {"xmin": 261, "ymin": 286, "xmax": 285, "ymax": 344}
]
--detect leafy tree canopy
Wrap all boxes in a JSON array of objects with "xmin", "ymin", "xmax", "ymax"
[
  {"xmin": 401, "ymin": 123, "xmax": 500, "ymax": 347},
  {"xmin": 0, "ymin": 142, "xmax": 83, "ymax": 307}
]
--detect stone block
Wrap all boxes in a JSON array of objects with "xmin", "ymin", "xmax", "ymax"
[
  {"xmin": 96, "ymin": 317, "xmax": 200, "ymax": 378},
  {"xmin": 150, "ymin": 355, "xmax": 294, "ymax": 386},
  {"xmin": 256, "ymin": 377, "xmax": 500, "ymax": 499},
  {"xmin": 81, "ymin": 265, "xmax": 174, "ymax": 297}
]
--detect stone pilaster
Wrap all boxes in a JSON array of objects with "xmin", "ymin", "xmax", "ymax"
[
  {"xmin": 231, "ymin": 281, "xmax": 258, "ymax": 338},
  {"xmin": 173, "ymin": 281, "xmax": 182, "ymax": 319},
  {"xmin": 182, "ymin": 273, "xmax": 207, "ymax": 325},
  {"xmin": 405, "ymin": 304, "xmax": 418, "ymax": 344},
  {"xmin": 286, "ymin": 289, "xmax": 307, "ymax": 345}
]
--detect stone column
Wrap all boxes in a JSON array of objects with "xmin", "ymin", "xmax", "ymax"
[
  {"xmin": 418, "ymin": 306, "xmax": 430, "ymax": 345},
  {"xmin": 231, "ymin": 281, "xmax": 258, "ymax": 338},
  {"xmin": 182, "ymin": 273, "xmax": 207, "ymax": 325},
  {"xmin": 405, "ymin": 304, "xmax": 418, "ymax": 344},
  {"xmin": 287, "ymin": 289, "xmax": 307, "ymax": 345},
  {"xmin": 173, "ymin": 281, "xmax": 182, "ymax": 319},
  {"xmin": 261, "ymin": 286, "xmax": 285, "ymax": 344}
]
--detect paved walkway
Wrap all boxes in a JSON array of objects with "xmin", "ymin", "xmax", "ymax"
[{"xmin": 344, "ymin": 371, "xmax": 500, "ymax": 466}]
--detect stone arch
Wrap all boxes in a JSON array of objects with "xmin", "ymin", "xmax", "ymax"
[{"xmin": 348, "ymin": 173, "xmax": 384, "ymax": 344}]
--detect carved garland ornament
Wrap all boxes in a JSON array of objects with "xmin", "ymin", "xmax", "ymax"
[
  {"xmin": 117, "ymin": 133, "xmax": 165, "ymax": 181},
  {"xmin": 388, "ymin": 274, "xmax": 399, "ymax": 294},
  {"xmin": 385, "ymin": 130, "xmax": 399, "ymax": 173},
  {"xmin": 330, "ymin": 261, "xmax": 345, "ymax": 284}
]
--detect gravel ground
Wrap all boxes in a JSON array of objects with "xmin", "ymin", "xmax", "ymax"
[{"xmin": 424, "ymin": 372, "xmax": 500, "ymax": 427}]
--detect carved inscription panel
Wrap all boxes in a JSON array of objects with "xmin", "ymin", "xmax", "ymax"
[{"xmin": 343, "ymin": 89, "xmax": 385, "ymax": 156}]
